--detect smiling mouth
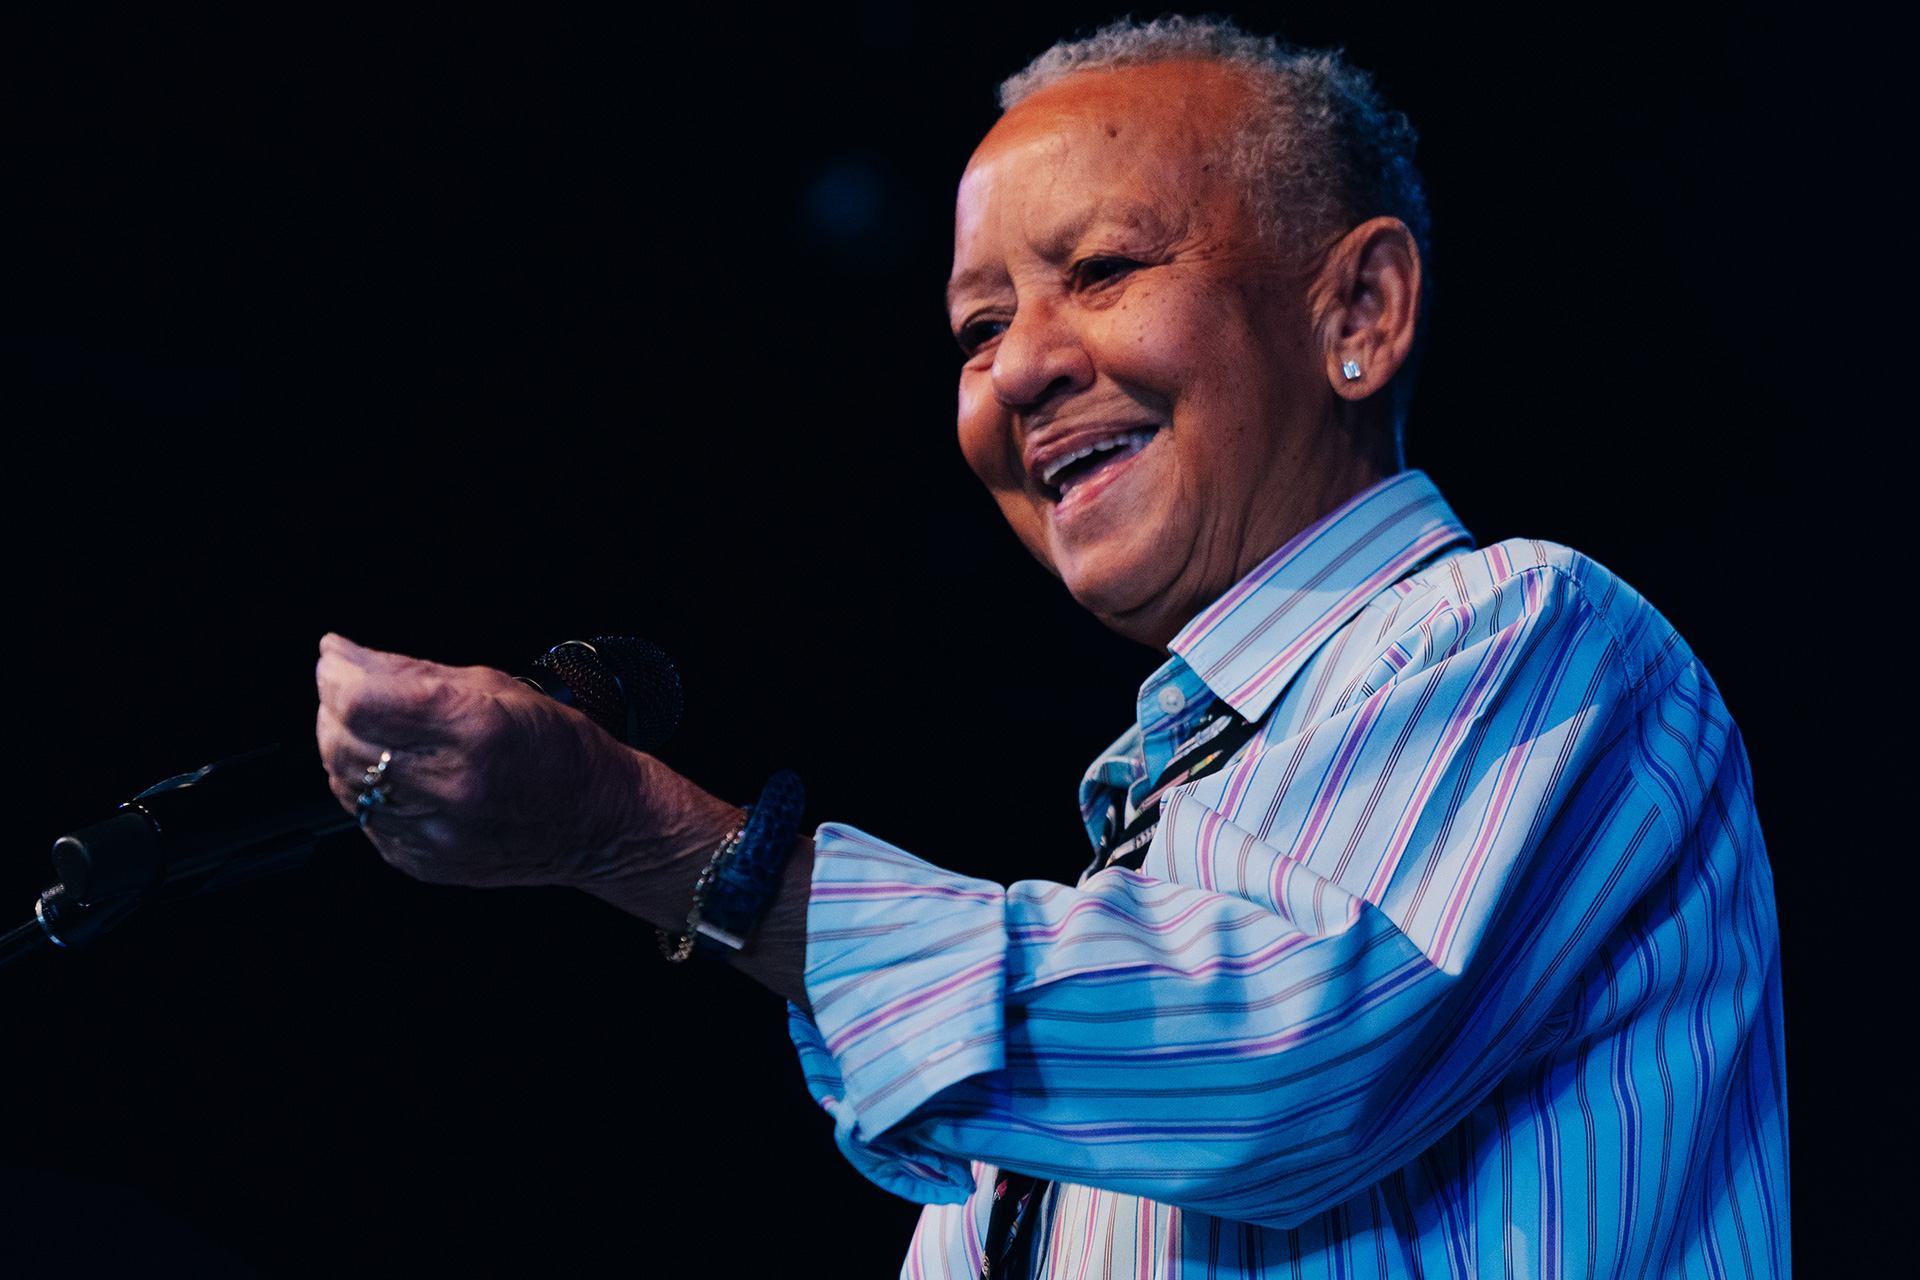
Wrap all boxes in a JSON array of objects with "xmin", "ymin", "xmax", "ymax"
[{"xmin": 1040, "ymin": 428, "xmax": 1159, "ymax": 500}]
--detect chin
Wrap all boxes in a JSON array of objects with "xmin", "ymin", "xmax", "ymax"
[{"xmin": 1053, "ymin": 536, "xmax": 1181, "ymax": 635}]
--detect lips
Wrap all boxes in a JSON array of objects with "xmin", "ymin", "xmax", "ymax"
[
  {"xmin": 1028, "ymin": 424, "xmax": 1162, "ymax": 503},
  {"xmin": 1040, "ymin": 429, "xmax": 1157, "ymax": 491}
]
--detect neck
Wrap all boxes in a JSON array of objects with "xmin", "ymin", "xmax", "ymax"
[{"xmin": 1103, "ymin": 446, "xmax": 1390, "ymax": 652}]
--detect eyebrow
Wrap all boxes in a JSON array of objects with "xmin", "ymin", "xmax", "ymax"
[{"xmin": 945, "ymin": 265, "xmax": 1004, "ymax": 310}]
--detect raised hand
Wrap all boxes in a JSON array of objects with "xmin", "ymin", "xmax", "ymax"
[
  {"xmin": 314, "ymin": 632, "xmax": 722, "ymax": 891},
  {"xmin": 313, "ymin": 632, "xmax": 807, "ymax": 1004}
]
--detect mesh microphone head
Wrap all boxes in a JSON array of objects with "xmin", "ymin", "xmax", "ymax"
[{"xmin": 527, "ymin": 637, "xmax": 683, "ymax": 752}]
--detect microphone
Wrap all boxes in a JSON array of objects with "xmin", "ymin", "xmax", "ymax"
[
  {"xmin": 516, "ymin": 636, "xmax": 683, "ymax": 753},
  {"xmin": 0, "ymin": 637, "xmax": 682, "ymax": 967}
]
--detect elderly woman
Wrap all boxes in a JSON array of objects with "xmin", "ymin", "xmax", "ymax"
[{"xmin": 317, "ymin": 17, "xmax": 1787, "ymax": 1280}]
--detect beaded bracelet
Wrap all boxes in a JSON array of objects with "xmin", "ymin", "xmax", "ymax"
[{"xmin": 655, "ymin": 822, "xmax": 747, "ymax": 964}]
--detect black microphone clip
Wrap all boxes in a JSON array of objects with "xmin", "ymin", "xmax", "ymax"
[{"xmin": 29, "ymin": 744, "xmax": 355, "ymax": 952}]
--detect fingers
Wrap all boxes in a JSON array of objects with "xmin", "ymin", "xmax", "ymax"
[
  {"xmin": 316, "ymin": 634, "xmax": 509, "ymax": 749},
  {"xmin": 319, "ymin": 699, "xmax": 465, "ymax": 807},
  {"xmin": 319, "ymin": 632, "xmax": 421, "ymax": 676},
  {"xmin": 316, "ymin": 694, "xmax": 544, "ymax": 887},
  {"xmin": 316, "ymin": 702, "xmax": 383, "ymax": 810},
  {"xmin": 310, "ymin": 632, "xmax": 608, "ymax": 891}
]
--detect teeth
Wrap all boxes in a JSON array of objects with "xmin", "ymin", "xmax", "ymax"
[{"xmin": 1041, "ymin": 430, "xmax": 1157, "ymax": 487}]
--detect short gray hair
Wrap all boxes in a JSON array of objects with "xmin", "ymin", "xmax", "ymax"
[{"xmin": 999, "ymin": 15, "xmax": 1432, "ymax": 443}]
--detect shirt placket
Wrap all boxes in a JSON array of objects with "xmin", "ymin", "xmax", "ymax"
[{"xmin": 1128, "ymin": 661, "xmax": 1213, "ymax": 825}]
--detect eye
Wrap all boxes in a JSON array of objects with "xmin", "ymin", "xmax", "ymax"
[
  {"xmin": 956, "ymin": 317, "xmax": 1008, "ymax": 357},
  {"xmin": 1071, "ymin": 256, "xmax": 1143, "ymax": 289}
]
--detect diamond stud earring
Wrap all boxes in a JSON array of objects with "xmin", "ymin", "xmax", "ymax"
[{"xmin": 1341, "ymin": 358, "xmax": 1363, "ymax": 380}]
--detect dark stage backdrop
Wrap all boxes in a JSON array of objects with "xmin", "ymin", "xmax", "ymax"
[{"xmin": 2, "ymin": 4, "xmax": 1895, "ymax": 1275}]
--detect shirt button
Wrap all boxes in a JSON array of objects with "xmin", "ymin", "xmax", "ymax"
[{"xmin": 1156, "ymin": 686, "xmax": 1187, "ymax": 715}]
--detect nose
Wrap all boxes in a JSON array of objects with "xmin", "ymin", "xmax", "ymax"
[{"xmin": 990, "ymin": 298, "xmax": 1093, "ymax": 413}]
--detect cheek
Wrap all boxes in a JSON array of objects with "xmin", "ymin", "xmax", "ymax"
[
  {"xmin": 1097, "ymin": 284, "xmax": 1296, "ymax": 487},
  {"xmin": 955, "ymin": 368, "xmax": 1056, "ymax": 571},
  {"xmin": 1086, "ymin": 283, "xmax": 1222, "ymax": 409},
  {"xmin": 956, "ymin": 368, "xmax": 1021, "ymax": 493}
]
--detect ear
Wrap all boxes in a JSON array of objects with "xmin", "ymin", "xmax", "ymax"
[{"xmin": 1312, "ymin": 217, "xmax": 1422, "ymax": 402}]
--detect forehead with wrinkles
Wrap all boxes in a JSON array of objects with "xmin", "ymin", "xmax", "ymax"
[{"xmin": 954, "ymin": 60, "xmax": 1262, "ymax": 273}]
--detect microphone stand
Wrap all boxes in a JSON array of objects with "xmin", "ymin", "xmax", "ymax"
[
  {"xmin": 0, "ymin": 915, "xmax": 55, "ymax": 968},
  {"xmin": 1, "ymin": 746, "xmax": 356, "ymax": 971}
]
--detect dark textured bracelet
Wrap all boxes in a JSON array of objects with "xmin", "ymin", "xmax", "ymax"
[{"xmin": 692, "ymin": 769, "xmax": 806, "ymax": 957}]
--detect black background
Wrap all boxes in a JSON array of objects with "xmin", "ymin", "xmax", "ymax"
[{"xmin": 2, "ymin": 3, "xmax": 1897, "ymax": 1275}]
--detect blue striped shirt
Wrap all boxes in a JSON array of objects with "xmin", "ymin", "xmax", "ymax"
[{"xmin": 790, "ymin": 471, "xmax": 1788, "ymax": 1278}]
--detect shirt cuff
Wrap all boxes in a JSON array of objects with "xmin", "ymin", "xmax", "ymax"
[
  {"xmin": 788, "ymin": 1005, "xmax": 975, "ymax": 1204},
  {"xmin": 800, "ymin": 823, "xmax": 1008, "ymax": 1147}
]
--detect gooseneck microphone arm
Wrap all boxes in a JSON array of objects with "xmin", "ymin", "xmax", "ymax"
[{"xmin": 0, "ymin": 636, "xmax": 682, "ymax": 971}]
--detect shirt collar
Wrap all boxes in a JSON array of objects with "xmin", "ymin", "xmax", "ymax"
[
  {"xmin": 1162, "ymin": 469, "xmax": 1472, "ymax": 724},
  {"xmin": 1079, "ymin": 471, "xmax": 1472, "ymax": 844}
]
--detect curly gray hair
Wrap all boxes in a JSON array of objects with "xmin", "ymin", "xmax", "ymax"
[{"xmin": 1000, "ymin": 15, "xmax": 1432, "ymax": 443}]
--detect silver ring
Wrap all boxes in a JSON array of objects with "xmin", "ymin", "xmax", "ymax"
[{"xmin": 355, "ymin": 749, "xmax": 393, "ymax": 828}]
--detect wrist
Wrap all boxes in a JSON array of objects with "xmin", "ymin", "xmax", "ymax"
[
  {"xmin": 573, "ymin": 750, "xmax": 743, "ymax": 926},
  {"xmin": 576, "ymin": 753, "xmax": 815, "ymax": 1009}
]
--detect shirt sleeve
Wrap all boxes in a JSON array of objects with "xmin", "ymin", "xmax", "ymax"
[{"xmin": 795, "ymin": 557, "xmax": 1711, "ymax": 1228}]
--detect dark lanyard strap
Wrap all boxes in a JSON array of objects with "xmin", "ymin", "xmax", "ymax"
[
  {"xmin": 980, "ymin": 1171, "xmax": 1044, "ymax": 1279},
  {"xmin": 1100, "ymin": 700, "xmax": 1272, "ymax": 872},
  {"xmin": 982, "ymin": 696, "xmax": 1273, "ymax": 1278}
]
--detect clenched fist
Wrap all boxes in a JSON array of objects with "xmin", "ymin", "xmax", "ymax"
[
  {"xmin": 313, "ymin": 632, "xmax": 810, "ymax": 1005},
  {"xmin": 314, "ymin": 633, "xmax": 736, "ymax": 892}
]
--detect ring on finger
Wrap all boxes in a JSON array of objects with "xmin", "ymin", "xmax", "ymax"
[{"xmin": 355, "ymin": 749, "xmax": 394, "ymax": 828}]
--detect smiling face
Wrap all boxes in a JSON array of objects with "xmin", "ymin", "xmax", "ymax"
[{"xmin": 949, "ymin": 60, "xmax": 1393, "ymax": 649}]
